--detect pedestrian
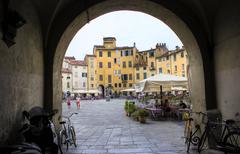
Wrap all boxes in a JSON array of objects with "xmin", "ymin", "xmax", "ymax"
[
  {"xmin": 67, "ymin": 98, "xmax": 71, "ymax": 109},
  {"xmin": 76, "ymin": 97, "xmax": 80, "ymax": 109}
]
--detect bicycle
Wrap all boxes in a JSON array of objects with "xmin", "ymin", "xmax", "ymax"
[
  {"xmin": 59, "ymin": 112, "xmax": 78, "ymax": 153},
  {"xmin": 183, "ymin": 111, "xmax": 201, "ymax": 152},
  {"xmin": 197, "ymin": 112, "xmax": 240, "ymax": 153}
]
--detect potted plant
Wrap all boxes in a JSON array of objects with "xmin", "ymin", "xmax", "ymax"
[
  {"xmin": 124, "ymin": 101, "xmax": 136, "ymax": 116},
  {"xmin": 138, "ymin": 109, "xmax": 149, "ymax": 123},
  {"xmin": 131, "ymin": 110, "xmax": 139, "ymax": 121}
]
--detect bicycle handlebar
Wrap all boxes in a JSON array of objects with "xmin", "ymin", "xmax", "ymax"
[{"xmin": 62, "ymin": 112, "xmax": 78, "ymax": 120}]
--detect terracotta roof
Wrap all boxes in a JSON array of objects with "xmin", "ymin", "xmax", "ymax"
[
  {"xmin": 64, "ymin": 56, "xmax": 75, "ymax": 60},
  {"xmin": 61, "ymin": 68, "xmax": 72, "ymax": 73},
  {"xmin": 103, "ymin": 37, "xmax": 116, "ymax": 40},
  {"xmin": 85, "ymin": 54, "xmax": 96, "ymax": 57},
  {"xmin": 156, "ymin": 48, "xmax": 185, "ymax": 59},
  {"xmin": 70, "ymin": 60, "xmax": 87, "ymax": 66}
]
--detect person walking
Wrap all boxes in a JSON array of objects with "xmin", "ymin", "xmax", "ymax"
[
  {"xmin": 76, "ymin": 97, "xmax": 80, "ymax": 109},
  {"xmin": 67, "ymin": 98, "xmax": 71, "ymax": 109}
]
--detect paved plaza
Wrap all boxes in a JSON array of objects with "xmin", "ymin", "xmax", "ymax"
[{"xmin": 62, "ymin": 99, "xmax": 222, "ymax": 154}]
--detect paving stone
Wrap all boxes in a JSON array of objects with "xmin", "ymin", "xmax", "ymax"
[{"xmin": 62, "ymin": 99, "xmax": 221, "ymax": 154}]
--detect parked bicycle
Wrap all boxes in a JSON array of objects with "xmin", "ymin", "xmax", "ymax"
[
  {"xmin": 59, "ymin": 112, "xmax": 78, "ymax": 153},
  {"xmin": 183, "ymin": 111, "xmax": 201, "ymax": 152},
  {"xmin": 197, "ymin": 112, "xmax": 240, "ymax": 153}
]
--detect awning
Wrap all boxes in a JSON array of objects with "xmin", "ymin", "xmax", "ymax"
[
  {"xmin": 87, "ymin": 90, "xmax": 101, "ymax": 94},
  {"xmin": 120, "ymin": 88, "xmax": 135, "ymax": 92},
  {"xmin": 73, "ymin": 90, "xmax": 88, "ymax": 94}
]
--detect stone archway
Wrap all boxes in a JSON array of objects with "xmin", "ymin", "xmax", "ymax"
[{"xmin": 52, "ymin": 0, "xmax": 207, "ymax": 118}]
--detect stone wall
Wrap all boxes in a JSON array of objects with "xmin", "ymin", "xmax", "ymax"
[
  {"xmin": 214, "ymin": 1, "xmax": 240, "ymax": 121},
  {"xmin": 0, "ymin": 0, "xmax": 44, "ymax": 144}
]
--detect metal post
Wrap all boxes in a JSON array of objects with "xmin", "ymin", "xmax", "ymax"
[{"xmin": 160, "ymin": 85, "xmax": 163, "ymax": 105}]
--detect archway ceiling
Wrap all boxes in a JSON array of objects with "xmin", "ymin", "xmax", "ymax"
[{"xmin": 31, "ymin": 0, "xmax": 217, "ymax": 48}]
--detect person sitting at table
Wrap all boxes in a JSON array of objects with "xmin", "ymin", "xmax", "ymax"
[
  {"xmin": 179, "ymin": 100, "xmax": 187, "ymax": 109},
  {"xmin": 163, "ymin": 99, "xmax": 170, "ymax": 110}
]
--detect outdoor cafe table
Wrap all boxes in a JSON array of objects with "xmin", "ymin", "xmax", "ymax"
[{"xmin": 145, "ymin": 107, "xmax": 163, "ymax": 120}]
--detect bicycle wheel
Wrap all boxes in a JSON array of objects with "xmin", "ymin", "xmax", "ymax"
[
  {"xmin": 223, "ymin": 131, "xmax": 240, "ymax": 153},
  {"xmin": 70, "ymin": 126, "xmax": 77, "ymax": 147},
  {"xmin": 59, "ymin": 130, "xmax": 69, "ymax": 153},
  {"xmin": 198, "ymin": 129, "xmax": 207, "ymax": 152}
]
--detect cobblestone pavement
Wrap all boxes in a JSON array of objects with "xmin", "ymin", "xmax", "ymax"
[{"xmin": 62, "ymin": 99, "xmax": 223, "ymax": 154}]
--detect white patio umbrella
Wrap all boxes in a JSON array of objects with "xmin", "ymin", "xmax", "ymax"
[{"xmin": 134, "ymin": 74, "xmax": 188, "ymax": 93}]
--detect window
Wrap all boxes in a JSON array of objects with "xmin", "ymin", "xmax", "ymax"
[
  {"xmin": 159, "ymin": 68, "xmax": 162, "ymax": 73},
  {"xmin": 121, "ymin": 74, "xmax": 128, "ymax": 80},
  {"xmin": 67, "ymin": 82, "xmax": 70, "ymax": 88},
  {"xmin": 167, "ymin": 70, "xmax": 171, "ymax": 74},
  {"xmin": 125, "ymin": 50, "xmax": 129, "ymax": 56},
  {"xmin": 143, "ymin": 72, "xmax": 147, "ymax": 79},
  {"xmin": 174, "ymin": 54, "xmax": 177, "ymax": 61},
  {"xmin": 99, "ymin": 75, "xmax": 103, "ymax": 81},
  {"xmin": 129, "ymin": 83, "xmax": 132, "ymax": 87},
  {"xmin": 149, "ymin": 51, "xmax": 154, "ymax": 57},
  {"xmin": 115, "ymin": 83, "xmax": 117, "ymax": 87},
  {"xmin": 143, "ymin": 67, "xmax": 146, "ymax": 70},
  {"xmin": 83, "ymin": 82, "xmax": 86, "ymax": 87},
  {"xmin": 181, "ymin": 51, "xmax": 184, "ymax": 57},
  {"xmin": 108, "ymin": 51, "xmax": 111, "ymax": 57},
  {"xmin": 123, "ymin": 83, "xmax": 127, "ymax": 87},
  {"xmin": 117, "ymin": 58, "xmax": 120, "ymax": 65},
  {"xmin": 182, "ymin": 74, "xmax": 185, "ymax": 77},
  {"xmin": 82, "ymin": 73, "xmax": 87, "ymax": 77},
  {"xmin": 182, "ymin": 64, "xmax": 185, "ymax": 71},
  {"xmin": 99, "ymin": 62, "xmax": 103, "ymax": 68},
  {"xmin": 175, "ymin": 65, "xmax": 177, "ymax": 71},
  {"xmin": 136, "ymin": 73, "xmax": 140, "ymax": 80},
  {"xmin": 67, "ymin": 76, "xmax": 70, "ymax": 79},
  {"xmin": 90, "ymin": 62, "xmax": 94, "ymax": 68},
  {"xmin": 99, "ymin": 51, "xmax": 102, "ymax": 57},
  {"xmin": 108, "ymin": 75, "xmax": 112, "ymax": 83},
  {"xmin": 151, "ymin": 74, "xmax": 154, "ymax": 76},
  {"xmin": 166, "ymin": 56, "xmax": 169, "ymax": 60},
  {"xmin": 75, "ymin": 66, "xmax": 77, "ymax": 68},
  {"xmin": 114, "ymin": 58, "xmax": 117, "ymax": 64},
  {"xmin": 91, "ymin": 84, "xmax": 94, "ymax": 88},
  {"xmin": 122, "ymin": 61, "xmax": 126, "ymax": 68},
  {"xmin": 128, "ymin": 61, "xmax": 132, "ymax": 67},
  {"xmin": 119, "ymin": 83, "xmax": 121, "ymax": 87},
  {"xmin": 91, "ymin": 77, "xmax": 94, "ymax": 81},
  {"xmin": 158, "ymin": 58, "xmax": 162, "ymax": 62},
  {"xmin": 75, "ymin": 81, "xmax": 78, "ymax": 87},
  {"xmin": 129, "ymin": 74, "xmax": 132, "ymax": 80},
  {"xmin": 108, "ymin": 62, "xmax": 111, "ymax": 68},
  {"xmin": 151, "ymin": 62, "xmax": 154, "ymax": 67},
  {"xmin": 136, "ymin": 66, "xmax": 139, "ymax": 71}
]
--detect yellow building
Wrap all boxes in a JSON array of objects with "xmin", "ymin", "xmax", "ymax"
[
  {"xmin": 84, "ymin": 54, "xmax": 97, "ymax": 92},
  {"xmin": 93, "ymin": 37, "xmax": 137, "ymax": 95},
  {"xmin": 156, "ymin": 46, "xmax": 189, "ymax": 78},
  {"xmin": 82, "ymin": 37, "xmax": 189, "ymax": 97},
  {"xmin": 134, "ymin": 43, "xmax": 168, "ymax": 82}
]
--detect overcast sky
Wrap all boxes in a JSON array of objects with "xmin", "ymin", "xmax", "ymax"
[{"xmin": 65, "ymin": 10, "xmax": 183, "ymax": 60}]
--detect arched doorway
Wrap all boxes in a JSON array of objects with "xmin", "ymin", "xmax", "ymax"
[
  {"xmin": 50, "ymin": 0, "xmax": 209, "ymax": 122},
  {"xmin": 98, "ymin": 84, "xmax": 105, "ymax": 98}
]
